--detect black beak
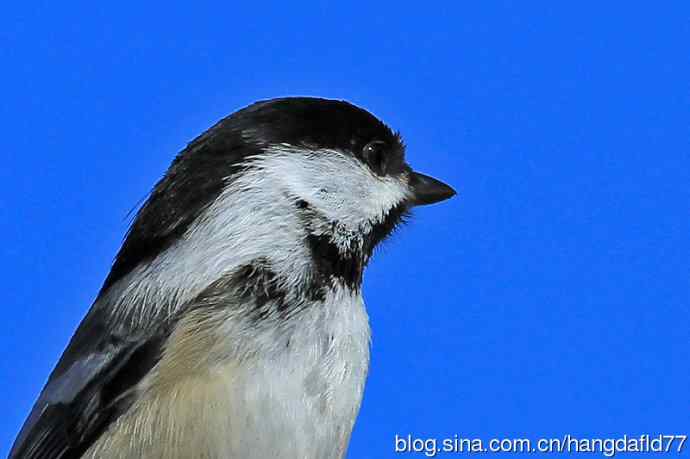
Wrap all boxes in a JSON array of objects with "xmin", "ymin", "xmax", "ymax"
[{"xmin": 409, "ymin": 171, "xmax": 456, "ymax": 206}]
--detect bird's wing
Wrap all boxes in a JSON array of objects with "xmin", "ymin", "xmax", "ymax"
[{"xmin": 9, "ymin": 307, "xmax": 171, "ymax": 459}]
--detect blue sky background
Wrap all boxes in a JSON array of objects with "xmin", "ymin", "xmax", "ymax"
[{"xmin": 1, "ymin": 2, "xmax": 688, "ymax": 457}]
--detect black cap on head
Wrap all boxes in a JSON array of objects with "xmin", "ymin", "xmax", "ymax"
[{"xmin": 233, "ymin": 97, "xmax": 407, "ymax": 176}]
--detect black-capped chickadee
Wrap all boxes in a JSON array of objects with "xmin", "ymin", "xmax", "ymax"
[{"xmin": 10, "ymin": 97, "xmax": 455, "ymax": 459}]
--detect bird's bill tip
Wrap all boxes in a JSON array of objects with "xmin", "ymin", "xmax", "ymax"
[{"xmin": 409, "ymin": 171, "xmax": 456, "ymax": 206}]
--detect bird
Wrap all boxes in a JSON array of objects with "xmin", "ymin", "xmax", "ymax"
[{"xmin": 9, "ymin": 97, "xmax": 455, "ymax": 459}]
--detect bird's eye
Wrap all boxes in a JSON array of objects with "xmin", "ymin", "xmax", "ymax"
[{"xmin": 362, "ymin": 141, "xmax": 388, "ymax": 176}]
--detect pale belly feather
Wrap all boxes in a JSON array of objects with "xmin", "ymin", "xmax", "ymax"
[{"xmin": 85, "ymin": 290, "xmax": 370, "ymax": 459}]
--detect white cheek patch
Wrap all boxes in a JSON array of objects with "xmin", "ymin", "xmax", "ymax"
[{"xmin": 259, "ymin": 146, "xmax": 411, "ymax": 231}]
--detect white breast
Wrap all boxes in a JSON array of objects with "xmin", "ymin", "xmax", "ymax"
[
  {"xmin": 219, "ymin": 288, "xmax": 370, "ymax": 458},
  {"xmin": 86, "ymin": 288, "xmax": 371, "ymax": 459}
]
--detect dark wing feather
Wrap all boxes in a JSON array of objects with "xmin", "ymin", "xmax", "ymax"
[{"xmin": 9, "ymin": 308, "xmax": 170, "ymax": 459}]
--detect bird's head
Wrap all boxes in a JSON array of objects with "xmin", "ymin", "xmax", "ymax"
[{"xmin": 100, "ymin": 98, "xmax": 455, "ymax": 316}]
